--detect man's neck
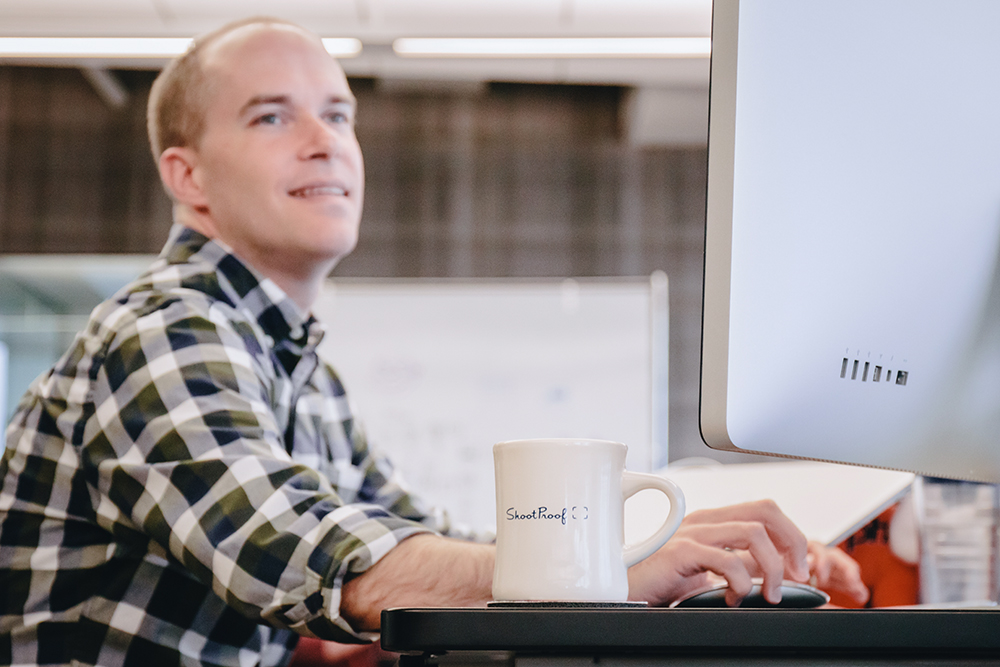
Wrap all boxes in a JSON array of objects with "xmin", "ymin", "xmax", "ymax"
[{"xmin": 175, "ymin": 207, "xmax": 329, "ymax": 313}]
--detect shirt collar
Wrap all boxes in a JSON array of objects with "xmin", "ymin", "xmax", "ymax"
[{"xmin": 158, "ymin": 224, "xmax": 326, "ymax": 349}]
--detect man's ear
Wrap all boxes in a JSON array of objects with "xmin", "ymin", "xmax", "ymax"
[{"xmin": 158, "ymin": 146, "xmax": 209, "ymax": 211}]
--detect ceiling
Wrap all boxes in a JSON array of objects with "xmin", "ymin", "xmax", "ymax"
[
  {"xmin": 0, "ymin": 0, "xmax": 712, "ymax": 38},
  {"xmin": 0, "ymin": 0, "xmax": 713, "ymax": 87},
  {"xmin": 0, "ymin": 0, "xmax": 713, "ymax": 144}
]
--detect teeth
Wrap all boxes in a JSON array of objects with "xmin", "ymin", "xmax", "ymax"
[{"xmin": 291, "ymin": 185, "xmax": 347, "ymax": 197}]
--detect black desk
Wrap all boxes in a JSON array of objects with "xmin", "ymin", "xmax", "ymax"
[{"xmin": 381, "ymin": 607, "xmax": 1000, "ymax": 666}]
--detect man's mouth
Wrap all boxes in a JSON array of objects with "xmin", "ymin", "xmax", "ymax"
[{"xmin": 289, "ymin": 184, "xmax": 348, "ymax": 198}]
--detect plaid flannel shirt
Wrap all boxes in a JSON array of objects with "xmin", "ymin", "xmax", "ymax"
[{"xmin": 0, "ymin": 225, "xmax": 442, "ymax": 667}]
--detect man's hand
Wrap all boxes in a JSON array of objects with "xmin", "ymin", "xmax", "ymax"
[
  {"xmin": 627, "ymin": 499, "xmax": 810, "ymax": 607},
  {"xmin": 807, "ymin": 540, "xmax": 869, "ymax": 605}
]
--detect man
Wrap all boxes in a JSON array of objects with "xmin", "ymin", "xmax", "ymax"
[{"xmin": 0, "ymin": 17, "xmax": 867, "ymax": 667}]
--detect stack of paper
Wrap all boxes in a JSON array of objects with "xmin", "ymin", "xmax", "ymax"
[{"xmin": 625, "ymin": 461, "xmax": 914, "ymax": 546}]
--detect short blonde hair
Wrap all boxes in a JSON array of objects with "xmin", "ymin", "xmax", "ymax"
[{"xmin": 146, "ymin": 16, "xmax": 306, "ymax": 160}]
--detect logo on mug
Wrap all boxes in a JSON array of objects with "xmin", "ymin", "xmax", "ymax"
[{"xmin": 505, "ymin": 506, "xmax": 589, "ymax": 525}]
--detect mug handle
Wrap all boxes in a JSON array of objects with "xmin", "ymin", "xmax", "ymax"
[{"xmin": 621, "ymin": 472, "xmax": 686, "ymax": 568}]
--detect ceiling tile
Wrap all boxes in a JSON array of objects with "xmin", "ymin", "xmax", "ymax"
[
  {"xmin": 0, "ymin": 0, "xmax": 160, "ymax": 20},
  {"xmin": 571, "ymin": 0, "xmax": 711, "ymax": 35},
  {"xmin": 368, "ymin": 0, "xmax": 566, "ymax": 34},
  {"xmin": 0, "ymin": 0, "xmax": 164, "ymax": 35},
  {"xmin": 156, "ymin": 0, "xmax": 362, "ymax": 33}
]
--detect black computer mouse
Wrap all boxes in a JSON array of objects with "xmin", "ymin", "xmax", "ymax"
[{"xmin": 670, "ymin": 579, "xmax": 830, "ymax": 609}]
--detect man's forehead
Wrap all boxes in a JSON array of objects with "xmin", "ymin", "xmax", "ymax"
[
  {"xmin": 200, "ymin": 24, "xmax": 352, "ymax": 107},
  {"xmin": 203, "ymin": 24, "xmax": 343, "ymax": 81},
  {"xmin": 204, "ymin": 22, "xmax": 321, "ymax": 62}
]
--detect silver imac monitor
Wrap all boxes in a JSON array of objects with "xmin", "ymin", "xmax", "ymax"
[{"xmin": 701, "ymin": 0, "xmax": 1000, "ymax": 482}]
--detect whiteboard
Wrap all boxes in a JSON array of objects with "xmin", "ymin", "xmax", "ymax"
[{"xmin": 313, "ymin": 275, "xmax": 669, "ymax": 533}]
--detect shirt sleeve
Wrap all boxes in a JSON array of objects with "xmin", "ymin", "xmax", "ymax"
[
  {"xmin": 344, "ymin": 410, "xmax": 496, "ymax": 544},
  {"xmin": 81, "ymin": 293, "xmax": 433, "ymax": 641}
]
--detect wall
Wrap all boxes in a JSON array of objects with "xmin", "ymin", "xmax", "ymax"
[{"xmin": 0, "ymin": 64, "xmax": 739, "ymax": 463}]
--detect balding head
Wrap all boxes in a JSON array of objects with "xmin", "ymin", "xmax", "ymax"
[
  {"xmin": 150, "ymin": 17, "xmax": 363, "ymax": 311},
  {"xmin": 146, "ymin": 17, "xmax": 321, "ymax": 160}
]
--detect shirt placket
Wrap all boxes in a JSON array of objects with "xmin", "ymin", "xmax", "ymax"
[{"xmin": 280, "ymin": 330, "xmax": 321, "ymax": 456}]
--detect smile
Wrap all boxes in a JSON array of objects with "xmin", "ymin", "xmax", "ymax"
[{"xmin": 289, "ymin": 185, "xmax": 348, "ymax": 198}]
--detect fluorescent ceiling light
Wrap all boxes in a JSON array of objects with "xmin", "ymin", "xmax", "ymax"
[
  {"xmin": 393, "ymin": 37, "xmax": 711, "ymax": 58},
  {"xmin": 0, "ymin": 36, "xmax": 362, "ymax": 59},
  {"xmin": 0, "ymin": 37, "xmax": 193, "ymax": 58},
  {"xmin": 322, "ymin": 38, "xmax": 363, "ymax": 57}
]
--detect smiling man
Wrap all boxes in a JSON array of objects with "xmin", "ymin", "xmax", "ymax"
[
  {"xmin": 0, "ymin": 17, "xmax": 867, "ymax": 667},
  {"xmin": 0, "ymin": 19, "xmax": 485, "ymax": 666},
  {"xmin": 156, "ymin": 19, "xmax": 365, "ymax": 311}
]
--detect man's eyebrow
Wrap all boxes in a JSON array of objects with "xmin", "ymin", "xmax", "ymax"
[
  {"xmin": 240, "ymin": 95, "xmax": 291, "ymax": 115},
  {"xmin": 239, "ymin": 94, "xmax": 357, "ymax": 115},
  {"xmin": 326, "ymin": 95, "xmax": 357, "ymax": 109}
]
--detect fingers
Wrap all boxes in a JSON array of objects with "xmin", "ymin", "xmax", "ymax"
[
  {"xmin": 683, "ymin": 499, "xmax": 809, "ymax": 583},
  {"xmin": 629, "ymin": 499, "xmax": 813, "ymax": 608},
  {"xmin": 675, "ymin": 521, "xmax": 786, "ymax": 604},
  {"xmin": 807, "ymin": 542, "xmax": 870, "ymax": 605},
  {"xmin": 655, "ymin": 536, "xmax": 757, "ymax": 606}
]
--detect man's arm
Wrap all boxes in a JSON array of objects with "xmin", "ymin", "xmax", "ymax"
[
  {"xmin": 341, "ymin": 533, "xmax": 495, "ymax": 631},
  {"xmin": 336, "ymin": 388, "xmax": 493, "ymax": 544},
  {"xmin": 87, "ymin": 298, "xmax": 434, "ymax": 641},
  {"xmin": 339, "ymin": 499, "xmax": 865, "ymax": 626}
]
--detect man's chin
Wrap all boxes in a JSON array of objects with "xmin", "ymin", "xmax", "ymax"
[{"xmin": 310, "ymin": 229, "xmax": 359, "ymax": 267}]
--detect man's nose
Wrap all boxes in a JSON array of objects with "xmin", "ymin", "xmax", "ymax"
[{"xmin": 299, "ymin": 114, "xmax": 339, "ymax": 160}]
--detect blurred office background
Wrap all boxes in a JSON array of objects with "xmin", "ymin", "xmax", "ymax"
[{"xmin": 0, "ymin": 0, "xmax": 729, "ymax": 463}]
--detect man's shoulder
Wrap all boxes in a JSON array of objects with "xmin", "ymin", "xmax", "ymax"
[{"xmin": 89, "ymin": 261, "xmax": 260, "ymax": 346}]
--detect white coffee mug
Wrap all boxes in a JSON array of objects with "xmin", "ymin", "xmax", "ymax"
[{"xmin": 492, "ymin": 438, "xmax": 685, "ymax": 602}]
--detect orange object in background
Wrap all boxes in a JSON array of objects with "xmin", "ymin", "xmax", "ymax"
[{"xmin": 825, "ymin": 506, "xmax": 918, "ymax": 608}]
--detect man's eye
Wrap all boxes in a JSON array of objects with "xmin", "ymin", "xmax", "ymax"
[
  {"xmin": 253, "ymin": 113, "xmax": 281, "ymax": 125},
  {"xmin": 326, "ymin": 111, "xmax": 352, "ymax": 125}
]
